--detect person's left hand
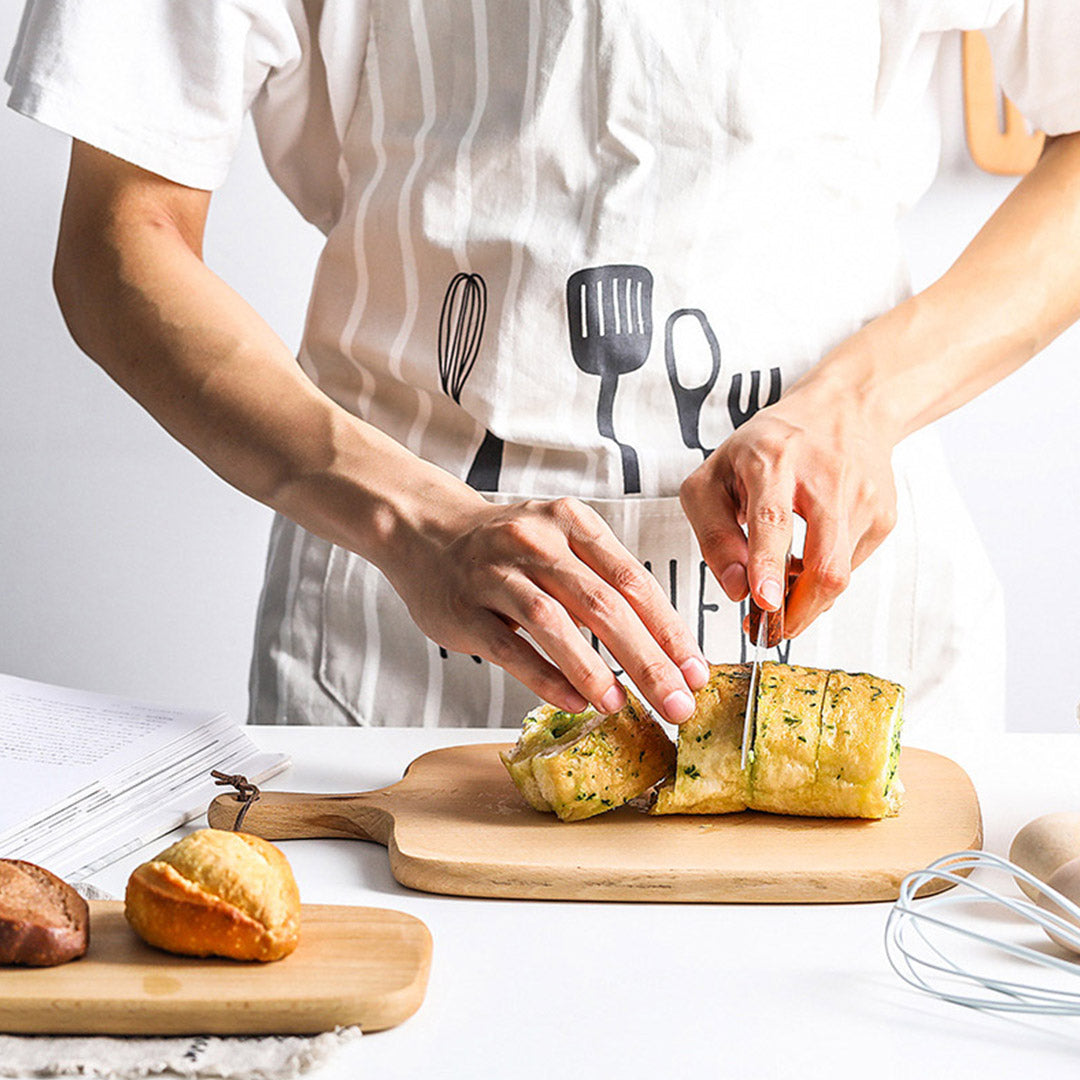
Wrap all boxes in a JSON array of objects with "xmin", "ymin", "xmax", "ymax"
[{"xmin": 679, "ymin": 373, "xmax": 898, "ymax": 637}]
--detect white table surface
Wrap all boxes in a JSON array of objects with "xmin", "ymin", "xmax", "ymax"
[{"xmin": 18, "ymin": 727, "xmax": 1080, "ymax": 1079}]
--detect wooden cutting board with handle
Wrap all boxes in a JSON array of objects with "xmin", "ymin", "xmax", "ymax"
[
  {"xmin": 208, "ymin": 743, "xmax": 981, "ymax": 904},
  {"xmin": 0, "ymin": 902, "xmax": 431, "ymax": 1035}
]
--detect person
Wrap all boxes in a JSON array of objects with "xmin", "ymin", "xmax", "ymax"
[{"xmin": 6, "ymin": 2, "xmax": 1079, "ymax": 733}]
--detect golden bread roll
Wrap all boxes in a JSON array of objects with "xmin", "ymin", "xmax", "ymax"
[
  {"xmin": 652, "ymin": 663, "xmax": 904, "ymax": 820},
  {"xmin": 125, "ymin": 828, "xmax": 300, "ymax": 962},
  {"xmin": 502, "ymin": 693, "xmax": 676, "ymax": 822}
]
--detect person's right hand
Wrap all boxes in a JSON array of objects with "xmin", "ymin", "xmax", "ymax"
[{"xmin": 379, "ymin": 494, "xmax": 709, "ymax": 723}]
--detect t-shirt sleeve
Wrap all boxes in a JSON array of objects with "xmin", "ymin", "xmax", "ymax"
[
  {"xmin": 983, "ymin": 0, "xmax": 1080, "ymax": 135},
  {"xmin": 4, "ymin": 0, "xmax": 302, "ymax": 190}
]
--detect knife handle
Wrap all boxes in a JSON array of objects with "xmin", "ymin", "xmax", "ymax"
[{"xmin": 746, "ymin": 601, "xmax": 784, "ymax": 649}]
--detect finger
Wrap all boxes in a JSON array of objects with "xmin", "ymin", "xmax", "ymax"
[
  {"xmin": 564, "ymin": 522, "xmax": 709, "ymax": 690},
  {"xmin": 744, "ymin": 471, "xmax": 795, "ymax": 612},
  {"xmin": 535, "ymin": 561, "xmax": 697, "ymax": 724},
  {"xmin": 851, "ymin": 503, "xmax": 898, "ymax": 571},
  {"xmin": 741, "ymin": 559, "xmax": 803, "ymax": 640},
  {"xmin": 490, "ymin": 574, "xmax": 629, "ymax": 716},
  {"xmin": 470, "ymin": 611, "xmax": 589, "ymax": 713},
  {"xmin": 784, "ymin": 505, "xmax": 852, "ymax": 638},
  {"xmin": 680, "ymin": 473, "xmax": 750, "ymax": 602}
]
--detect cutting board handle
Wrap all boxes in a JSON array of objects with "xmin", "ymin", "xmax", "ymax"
[{"xmin": 208, "ymin": 790, "xmax": 392, "ymax": 846}]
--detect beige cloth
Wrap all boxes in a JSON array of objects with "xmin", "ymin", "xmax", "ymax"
[{"xmin": 0, "ymin": 1029, "xmax": 362, "ymax": 1080}]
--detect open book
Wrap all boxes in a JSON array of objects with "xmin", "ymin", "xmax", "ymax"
[{"xmin": 0, "ymin": 673, "xmax": 289, "ymax": 881}]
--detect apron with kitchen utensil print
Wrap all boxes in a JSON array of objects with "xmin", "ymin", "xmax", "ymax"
[{"xmin": 248, "ymin": 0, "xmax": 1006, "ymax": 736}]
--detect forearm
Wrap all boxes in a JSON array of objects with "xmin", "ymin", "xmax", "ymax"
[
  {"xmin": 795, "ymin": 131, "xmax": 1080, "ymax": 441},
  {"xmin": 53, "ymin": 197, "xmax": 480, "ymax": 567}
]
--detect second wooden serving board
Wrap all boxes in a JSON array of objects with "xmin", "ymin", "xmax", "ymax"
[
  {"xmin": 209, "ymin": 744, "xmax": 981, "ymax": 903},
  {"xmin": 0, "ymin": 902, "xmax": 432, "ymax": 1036}
]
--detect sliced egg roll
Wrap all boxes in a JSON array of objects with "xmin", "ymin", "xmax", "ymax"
[
  {"xmin": 500, "ymin": 703, "xmax": 571, "ymax": 813},
  {"xmin": 501, "ymin": 694, "xmax": 675, "ymax": 822},
  {"xmin": 650, "ymin": 664, "xmax": 750, "ymax": 814},
  {"xmin": 810, "ymin": 670, "xmax": 905, "ymax": 818},
  {"xmin": 748, "ymin": 662, "xmax": 828, "ymax": 815},
  {"xmin": 653, "ymin": 662, "xmax": 904, "ymax": 820}
]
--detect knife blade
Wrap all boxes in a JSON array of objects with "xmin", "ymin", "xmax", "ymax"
[
  {"xmin": 740, "ymin": 610, "xmax": 768, "ymax": 770},
  {"xmin": 740, "ymin": 548, "xmax": 791, "ymax": 769}
]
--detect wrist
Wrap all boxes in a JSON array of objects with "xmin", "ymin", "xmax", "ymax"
[
  {"xmin": 788, "ymin": 294, "xmax": 939, "ymax": 447},
  {"xmin": 271, "ymin": 405, "xmax": 488, "ymax": 573}
]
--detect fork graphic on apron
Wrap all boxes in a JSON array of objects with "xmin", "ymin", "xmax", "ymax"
[
  {"xmin": 727, "ymin": 367, "xmax": 782, "ymax": 429},
  {"xmin": 566, "ymin": 265, "xmax": 653, "ymax": 494}
]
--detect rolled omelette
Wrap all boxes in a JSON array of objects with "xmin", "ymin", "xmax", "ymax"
[
  {"xmin": 500, "ymin": 693, "xmax": 676, "ymax": 822},
  {"xmin": 651, "ymin": 662, "xmax": 904, "ymax": 819},
  {"xmin": 652, "ymin": 664, "xmax": 751, "ymax": 815}
]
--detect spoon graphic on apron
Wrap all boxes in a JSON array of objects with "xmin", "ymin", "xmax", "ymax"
[
  {"xmin": 566, "ymin": 265, "xmax": 653, "ymax": 494},
  {"xmin": 664, "ymin": 308, "xmax": 721, "ymax": 459},
  {"xmin": 438, "ymin": 272, "xmax": 503, "ymax": 491}
]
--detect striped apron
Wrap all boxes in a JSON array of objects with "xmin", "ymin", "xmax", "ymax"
[{"xmin": 247, "ymin": 1, "xmax": 1005, "ymax": 736}]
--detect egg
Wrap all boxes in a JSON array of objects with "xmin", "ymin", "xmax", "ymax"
[
  {"xmin": 1035, "ymin": 856, "xmax": 1080, "ymax": 955},
  {"xmin": 1008, "ymin": 812, "xmax": 1080, "ymax": 900}
]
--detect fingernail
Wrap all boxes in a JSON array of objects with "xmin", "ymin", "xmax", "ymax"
[
  {"xmin": 681, "ymin": 657, "xmax": 710, "ymax": 691},
  {"xmin": 599, "ymin": 684, "xmax": 627, "ymax": 714},
  {"xmin": 663, "ymin": 688, "xmax": 696, "ymax": 724},
  {"xmin": 760, "ymin": 578, "xmax": 783, "ymax": 609},
  {"xmin": 720, "ymin": 564, "xmax": 748, "ymax": 600},
  {"xmin": 564, "ymin": 691, "xmax": 589, "ymax": 714}
]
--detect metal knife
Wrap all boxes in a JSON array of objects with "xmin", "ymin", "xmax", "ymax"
[
  {"xmin": 740, "ymin": 608, "xmax": 768, "ymax": 770},
  {"xmin": 741, "ymin": 549, "xmax": 791, "ymax": 769}
]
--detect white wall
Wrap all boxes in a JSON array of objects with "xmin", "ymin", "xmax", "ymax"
[
  {"xmin": 0, "ymin": 6, "xmax": 323, "ymax": 723},
  {"xmin": 1, "ymin": 17, "xmax": 1077, "ymax": 730}
]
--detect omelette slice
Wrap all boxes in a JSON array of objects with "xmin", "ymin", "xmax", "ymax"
[
  {"xmin": 809, "ymin": 670, "xmax": 905, "ymax": 818},
  {"xmin": 650, "ymin": 662, "xmax": 904, "ymax": 820},
  {"xmin": 748, "ymin": 662, "xmax": 828, "ymax": 815},
  {"xmin": 651, "ymin": 664, "xmax": 750, "ymax": 814},
  {"xmin": 500, "ymin": 693, "xmax": 675, "ymax": 822}
]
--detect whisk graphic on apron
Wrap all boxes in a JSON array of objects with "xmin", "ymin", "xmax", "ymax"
[{"xmin": 438, "ymin": 272, "xmax": 503, "ymax": 491}]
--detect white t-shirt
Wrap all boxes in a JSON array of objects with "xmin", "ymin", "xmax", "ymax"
[{"xmin": 6, "ymin": 2, "xmax": 1078, "ymax": 731}]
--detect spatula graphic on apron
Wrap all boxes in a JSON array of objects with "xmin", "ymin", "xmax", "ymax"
[
  {"xmin": 664, "ymin": 308, "xmax": 721, "ymax": 459},
  {"xmin": 438, "ymin": 272, "xmax": 503, "ymax": 491},
  {"xmin": 566, "ymin": 265, "xmax": 653, "ymax": 494}
]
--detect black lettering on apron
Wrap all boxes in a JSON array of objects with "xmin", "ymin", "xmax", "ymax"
[{"xmin": 698, "ymin": 560, "xmax": 720, "ymax": 655}]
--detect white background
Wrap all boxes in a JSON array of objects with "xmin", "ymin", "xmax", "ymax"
[{"xmin": 0, "ymin": 17, "xmax": 1077, "ymax": 731}]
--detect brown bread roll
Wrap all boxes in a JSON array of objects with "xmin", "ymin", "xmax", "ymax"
[
  {"xmin": 0, "ymin": 858, "xmax": 89, "ymax": 967},
  {"xmin": 125, "ymin": 828, "xmax": 300, "ymax": 962}
]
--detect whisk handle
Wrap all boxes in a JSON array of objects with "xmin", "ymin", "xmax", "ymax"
[{"xmin": 465, "ymin": 429, "xmax": 504, "ymax": 491}]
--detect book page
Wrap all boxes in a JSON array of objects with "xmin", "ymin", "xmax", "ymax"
[{"xmin": 0, "ymin": 672, "xmax": 219, "ymax": 835}]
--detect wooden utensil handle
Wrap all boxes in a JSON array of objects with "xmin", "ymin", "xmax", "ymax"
[{"xmin": 208, "ymin": 791, "xmax": 392, "ymax": 845}]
